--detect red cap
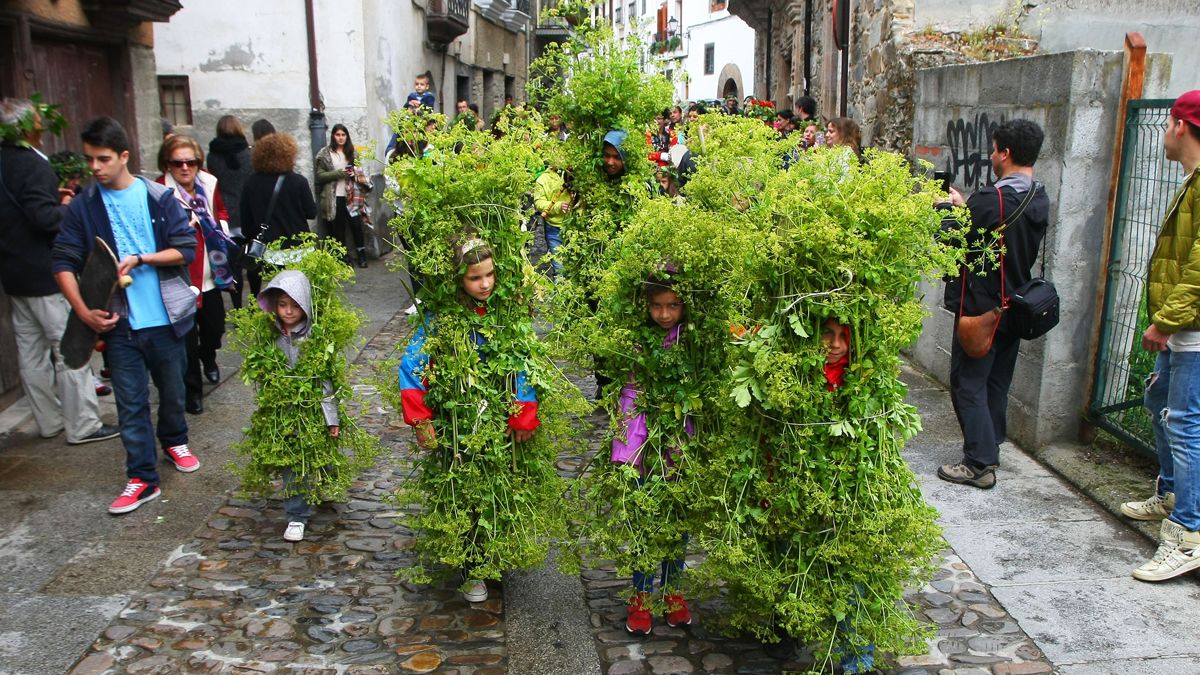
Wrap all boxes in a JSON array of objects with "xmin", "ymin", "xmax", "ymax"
[{"xmin": 1173, "ymin": 90, "xmax": 1200, "ymax": 128}]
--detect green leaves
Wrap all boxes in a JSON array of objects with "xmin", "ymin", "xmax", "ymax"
[{"xmin": 228, "ymin": 237, "xmax": 380, "ymax": 505}]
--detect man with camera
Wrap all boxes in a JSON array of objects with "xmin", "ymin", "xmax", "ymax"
[{"xmin": 937, "ymin": 119, "xmax": 1051, "ymax": 490}]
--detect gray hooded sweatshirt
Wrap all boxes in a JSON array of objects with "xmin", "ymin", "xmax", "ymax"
[{"xmin": 257, "ymin": 270, "xmax": 339, "ymax": 427}]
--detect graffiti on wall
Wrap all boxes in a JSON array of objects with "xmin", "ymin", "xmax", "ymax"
[{"xmin": 945, "ymin": 112, "xmax": 1006, "ymax": 192}]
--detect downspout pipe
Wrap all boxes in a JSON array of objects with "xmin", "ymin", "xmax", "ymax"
[
  {"xmin": 803, "ymin": 0, "xmax": 811, "ymax": 96},
  {"xmin": 305, "ymin": 0, "xmax": 327, "ymax": 163},
  {"xmin": 765, "ymin": 8, "xmax": 772, "ymax": 102}
]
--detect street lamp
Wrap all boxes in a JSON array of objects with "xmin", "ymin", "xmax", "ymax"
[{"xmin": 667, "ymin": 16, "xmax": 678, "ymax": 38}]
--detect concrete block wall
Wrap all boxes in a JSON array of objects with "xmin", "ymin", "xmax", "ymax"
[{"xmin": 908, "ymin": 49, "xmax": 1171, "ymax": 449}]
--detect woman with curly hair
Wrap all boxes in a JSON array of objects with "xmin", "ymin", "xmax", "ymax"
[{"xmin": 238, "ymin": 132, "xmax": 317, "ymax": 296}]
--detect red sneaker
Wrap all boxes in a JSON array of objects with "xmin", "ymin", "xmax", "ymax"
[
  {"xmin": 108, "ymin": 478, "xmax": 160, "ymax": 514},
  {"xmin": 665, "ymin": 592, "xmax": 692, "ymax": 627},
  {"xmin": 625, "ymin": 592, "xmax": 652, "ymax": 636},
  {"xmin": 164, "ymin": 444, "xmax": 200, "ymax": 472}
]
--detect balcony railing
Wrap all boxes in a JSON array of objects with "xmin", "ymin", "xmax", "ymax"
[{"xmin": 427, "ymin": 0, "xmax": 470, "ymax": 44}]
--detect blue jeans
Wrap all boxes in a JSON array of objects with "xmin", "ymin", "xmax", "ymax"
[
  {"xmin": 281, "ymin": 467, "xmax": 315, "ymax": 523},
  {"xmin": 106, "ymin": 321, "xmax": 188, "ymax": 487},
  {"xmin": 544, "ymin": 224, "xmax": 563, "ymax": 273},
  {"xmin": 1146, "ymin": 348, "xmax": 1200, "ymax": 531},
  {"xmin": 633, "ymin": 533, "xmax": 687, "ymax": 594}
]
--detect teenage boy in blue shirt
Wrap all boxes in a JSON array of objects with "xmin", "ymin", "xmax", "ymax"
[{"xmin": 52, "ymin": 116, "xmax": 201, "ymax": 514}]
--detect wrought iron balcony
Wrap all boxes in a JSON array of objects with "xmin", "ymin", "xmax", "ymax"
[{"xmin": 427, "ymin": 0, "xmax": 470, "ymax": 44}]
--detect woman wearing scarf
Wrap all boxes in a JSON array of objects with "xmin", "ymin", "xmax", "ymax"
[{"xmin": 157, "ymin": 134, "xmax": 234, "ymax": 414}]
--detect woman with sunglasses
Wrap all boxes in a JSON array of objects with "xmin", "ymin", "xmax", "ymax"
[
  {"xmin": 315, "ymin": 124, "xmax": 372, "ymax": 268},
  {"xmin": 156, "ymin": 134, "xmax": 233, "ymax": 414}
]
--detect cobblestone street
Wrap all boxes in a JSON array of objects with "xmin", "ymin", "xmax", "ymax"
[{"xmin": 61, "ymin": 300, "xmax": 1055, "ymax": 674}]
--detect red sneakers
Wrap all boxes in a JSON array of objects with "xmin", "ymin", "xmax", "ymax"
[
  {"xmin": 665, "ymin": 592, "xmax": 693, "ymax": 627},
  {"xmin": 626, "ymin": 592, "xmax": 652, "ymax": 635},
  {"xmin": 165, "ymin": 444, "xmax": 200, "ymax": 472},
  {"xmin": 108, "ymin": 478, "xmax": 160, "ymax": 514}
]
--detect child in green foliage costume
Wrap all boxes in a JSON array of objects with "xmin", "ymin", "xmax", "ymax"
[
  {"xmin": 397, "ymin": 233, "xmax": 575, "ymax": 604},
  {"xmin": 609, "ymin": 272, "xmax": 695, "ymax": 636},
  {"xmin": 230, "ymin": 242, "xmax": 378, "ymax": 543}
]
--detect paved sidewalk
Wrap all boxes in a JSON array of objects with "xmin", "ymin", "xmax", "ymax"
[{"xmin": 4, "ymin": 250, "xmax": 1199, "ymax": 673}]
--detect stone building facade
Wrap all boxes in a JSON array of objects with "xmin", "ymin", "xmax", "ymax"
[{"xmin": 730, "ymin": 0, "xmax": 1198, "ymax": 153}]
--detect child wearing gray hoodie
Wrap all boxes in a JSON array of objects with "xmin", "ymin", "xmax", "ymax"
[{"xmin": 256, "ymin": 270, "xmax": 340, "ymax": 542}]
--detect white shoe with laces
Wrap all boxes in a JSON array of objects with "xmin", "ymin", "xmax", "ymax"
[
  {"xmin": 1133, "ymin": 519, "xmax": 1200, "ymax": 581},
  {"xmin": 1121, "ymin": 490, "xmax": 1175, "ymax": 521},
  {"xmin": 283, "ymin": 521, "xmax": 305, "ymax": 542},
  {"xmin": 463, "ymin": 579, "xmax": 487, "ymax": 603}
]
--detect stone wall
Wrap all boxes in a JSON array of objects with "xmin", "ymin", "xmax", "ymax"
[{"xmin": 907, "ymin": 50, "xmax": 1173, "ymax": 448}]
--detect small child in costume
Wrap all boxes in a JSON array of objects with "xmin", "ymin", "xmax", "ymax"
[
  {"xmin": 612, "ymin": 275, "xmax": 694, "ymax": 636},
  {"xmin": 818, "ymin": 315, "xmax": 876, "ymax": 675},
  {"xmin": 257, "ymin": 271, "xmax": 339, "ymax": 542},
  {"xmin": 399, "ymin": 235, "xmax": 540, "ymax": 603}
]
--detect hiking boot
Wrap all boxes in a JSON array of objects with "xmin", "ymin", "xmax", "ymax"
[
  {"xmin": 937, "ymin": 462, "xmax": 996, "ymax": 489},
  {"xmin": 165, "ymin": 444, "xmax": 200, "ymax": 472},
  {"xmin": 283, "ymin": 521, "xmax": 306, "ymax": 542},
  {"xmin": 664, "ymin": 592, "xmax": 692, "ymax": 628},
  {"xmin": 625, "ymin": 592, "xmax": 652, "ymax": 635},
  {"xmin": 1121, "ymin": 491, "xmax": 1175, "ymax": 521},
  {"xmin": 1133, "ymin": 519, "xmax": 1200, "ymax": 582},
  {"xmin": 356, "ymin": 248, "xmax": 368, "ymax": 269},
  {"xmin": 108, "ymin": 478, "xmax": 160, "ymax": 514},
  {"xmin": 463, "ymin": 579, "xmax": 488, "ymax": 603}
]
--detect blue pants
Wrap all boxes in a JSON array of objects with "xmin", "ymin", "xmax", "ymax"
[
  {"xmin": 105, "ymin": 321, "xmax": 188, "ymax": 487},
  {"xmin": 281, "ymin": 467, "xmax": 314, "ymax": 523},
  {"xmin": 544, "ymin": 224, "xmax": 563, "ymax": 273},
  {"xmin": 1146, "ymin": 348, "xmax": 1200, "ymax": 531},
  {"xmin": 632, "ymin": 533, "xmax": 687, "ymax": 594}
]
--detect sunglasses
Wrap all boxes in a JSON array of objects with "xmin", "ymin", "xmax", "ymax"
[{"xmin": 168, "ymin": 159, "xmax": 200, "ymax": 168}]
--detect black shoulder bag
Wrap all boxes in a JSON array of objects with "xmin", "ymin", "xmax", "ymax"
[
  {"xmin": 243, "ymin": 175, "xmax": 285, "ymax": 260},
  {"xmin": 1000, "ymin": 182, "xmax": 1059, "ymax": 340}
]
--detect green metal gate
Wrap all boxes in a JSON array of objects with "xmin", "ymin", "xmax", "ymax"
[{"xmin": 1089, "ymin": 99, "xmax": 1186, "ymax": 455}]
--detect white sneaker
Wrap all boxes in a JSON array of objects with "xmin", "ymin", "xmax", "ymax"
[
  {"xmin": 1133, "ymin": 519, "xmax": 1200, "ymax": 581},
  {"xmin": 462, "ymin": 579, "xmax": 488, "ymax": 603},
  {"xmin": 404, "ymin": 298, "xmax": 422, "ymax": 315},
  {"xmin": 283, "ymin": 521, "xmax": 305, "ymax": 542},
  {"xmin": 1121, "ymin": 491, "xmax": 1175, "ymax": 521}
]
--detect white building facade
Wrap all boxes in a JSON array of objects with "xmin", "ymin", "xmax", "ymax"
[
  {"xmin": 609, "ymin": 0, "xmax": 755, "ymax": 104},
  {"xmin": 154, "ymin": 0, "xmax": 530, "ymax": 179}
]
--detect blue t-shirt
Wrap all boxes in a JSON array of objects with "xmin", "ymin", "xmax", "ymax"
[{"xmin": 100, "ymin": 180, "xmax": 170, "ymax": 329}]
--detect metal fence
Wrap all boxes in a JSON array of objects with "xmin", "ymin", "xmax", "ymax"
[{"xmin": 1089, "ymin": 100, "xmax": 1187, "ymax": 455}]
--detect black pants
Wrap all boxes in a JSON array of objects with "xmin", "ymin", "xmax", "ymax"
[
  {"xmin": 331, "ymin": 196, "xmax": 364, "ymax": 253},
  {"xmin": 949, "ymin": 319, "xmax": 1020, "ymax": 468},
  {"xmin": 185, "ymin": 288, "xmax": 227, "ymax": 398}
]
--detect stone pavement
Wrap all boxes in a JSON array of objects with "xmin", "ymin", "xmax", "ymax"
[{"xmin": 3, "ymin": 250, "xmax": 1200, "ymax": 673}]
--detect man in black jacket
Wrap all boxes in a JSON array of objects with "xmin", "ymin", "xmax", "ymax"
[
  {"xmin": 938, "ymin": 119, "xmax": 1051, "ymax": 489},
  {"xmin": 0, "ymin": 98, "xmax": 117, "ymax": 445}
]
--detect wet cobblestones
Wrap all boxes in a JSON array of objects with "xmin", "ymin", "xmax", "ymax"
[
  {"xmin": 69, "ymin": 307, "xmax": 1055, "ymax": 674},
  {"xmin": 71, "ymin": 311, "xmax": 507, "ymax": 675}
]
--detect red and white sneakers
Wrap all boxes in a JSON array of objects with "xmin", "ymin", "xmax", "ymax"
[
  {"xmin": 108, "ymin": 478, "xmax": 161, "ymax": 514},
  {"xmin": 626, "ymin": 592, "xmax": 653, "ymax": 635},
  {"xmin": 165, "ymin": 444, "xmax": 200, "ymax": 472},
  {"xmin": 664, "ymin": 592, "xmax": 693, "ymax": 628}
]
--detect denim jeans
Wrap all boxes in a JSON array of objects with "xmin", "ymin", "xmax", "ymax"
[
  {"xmin": 1145, "ymin": 348, "xmax": 1200, "ymax": 531},
  {"xmin": 281, "ymin": 468, "xmax": 315, "ymax": 523},
  {"xmin": 544, "ymin": 224, "xmax": 563, "ymax": 273},
  {"xmin": 632, "ymin": 533, "xmax": 687, "ymax": 594},
  {"xmin": 106, "ymin": 320, "xmax": 188, "ymax": 487}
]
